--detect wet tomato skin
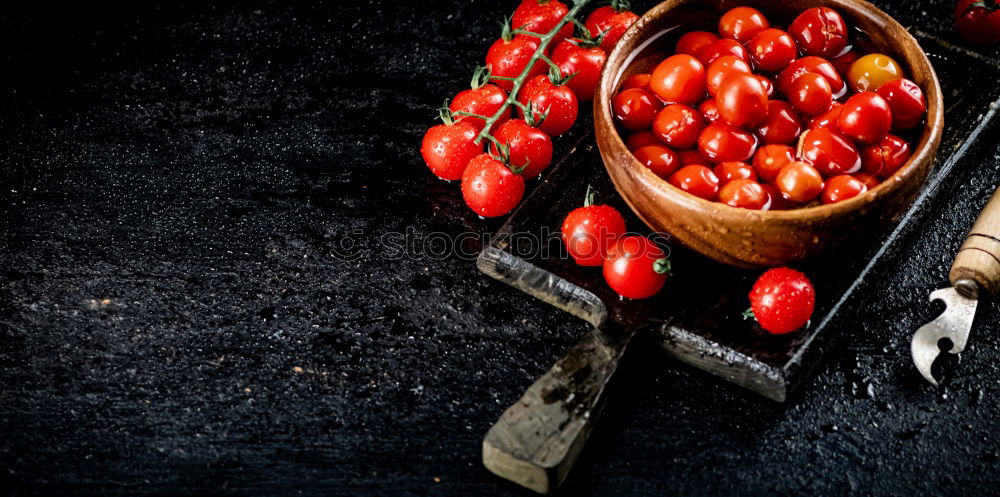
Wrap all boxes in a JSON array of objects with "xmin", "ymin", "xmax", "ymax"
[
  {"xmin": 489, "ymin": 119, "xmax": 553, "ymax": 179},
  {"xmin": 852, "ymin": 172, "xmax": 881, "ymax": 190},
  {"xmin": 797, "ymin": 128, "xmax": 861, "ymax": 175},
  {"xmin": 622, "ymin": 73, "xmax": 652, "ymax": 90},
  {"xmin": 697, "ymin": 38, "xmax": 750, "ymax": 66},
  {"xmin": 718, "ymin": 179, "xmax": 770, "ymax": 210},
  {"xmin": 699, "ymin": 99, "xmax": 721, "ymax": 123},
  {"xmin": 613, "ymin": 88, "xmax": 663, "ymax": 131},
  {"xmin": 626, "ymin": 130, "xmax": 661, "ymax": 151},
  {"xmin": 676, "ymin": 30, "xmax": 720, "ymax": 56},
  {"xmin": 861, "ymin": 134, "xmax": 912, "ymax": 179},
  {"xmin": 761, "ymin": 183, "xmax": 788, "ymax": 210},
  {"xmin": 719, "ymin": 6, "xmax": 770, "ymax": 43},
  {"xmin": 954, "ymin": 0, "xmax": 1000, "ymax": 45},
  {"xmin": 698, "ymin": 122, "xmax": 758, "ymax": 163},
  {"xmin": 875, "ymin": 78, "xmax": 926, "ymax": 130},
  {"xmin": 716, "ymin": 74, "xmax": 769, "ymax": 128},
  {"xmin": 789, "ymin": 7, "xmax": 849, "ymax": 58},
  {"xmin": 678, "ymin": 148, "xmax": 709, "ymax": 166},
  {"xmin": 551, "ymin": 39, "xmax": 607, "ymax": 101},
  {"xmin": 837, "ymin": 92, "xmax": 892, "ymax": 145},
  {"xmin": 831, "ymin": 49, "xmax": 860, "ymax": 75},
  {"xmin": 561, "ymin": 204, "xmax": 628, "ymax": 266},
  {"xmin": 650, "ymin": 54, "xmax": 707, "ymax": 106},
  {"xmin": 777, "ymin": 56, "xmax": 846, "ymax": 97},
  {"xmin": 775, "ymin": 161, "xmax": 824, "ymax": 204},
  {"xmin": 519, "ymin": 75, "xmax": 579, "ymax": 136},
  {"xmin": 653, "ymin": 104, "xmax": 704, "ymax": 149},
  {"xmin": 706, "ymin": 55, "xmax": 752, "ymax": 96},
  {"xmin": 749, "ymin": 267, "xmax": 815, "ymax": 334},
  {"xmin": 752, "ymin": 144, "xmax": 795, "ymax": 182},
  {"xmin": 821, "ymin": 174, "xmax": 868, "ymax": 204},
  {"xmin": 460, "ymin": 154, "xmax": 525, "ymax": 217},
  {"xmin": 584, "ymin": 5, "xmax": 639, "ymax": 51},
  {"xmin": 486, "ymin": 36, "xmax": 545, "ymax": 92},
  {"xmin": 808, "ymin": 103, "xmax": 842, "ymax": 129},
  {"xmin": 788, "ymin": 72, "xmax": 833, "ymax": 116},
  {"xmin": 421, "ymin": 121, "xmax": 482, "ymax": 181},
  {"xmin": 847, "ymin": 53, "xmax": 903, "ymax": 92},
  {"xmin": 512, "ymin": 0, "xmax": 574, "ymax": 43},
  {"xmin": 756, "ymin": 100, "xmax": 803, "ymax": 145},
  {"xmin": 603, "ymin": 236, "xmax": 670, "ymax": 300},
  {"xmin": 669, "ymin": 165, "xmax": 721, "ymax": 200},
  {"xmin": 633, "ymin": 145, "xmax": 681, "ymax": 179},
  {"xmin": 747, "ymin": 28, "xmax": 798, "ymax": 72},
  {"xmin": 450, "ymin": 84, "xmax": 510, "ymax": 133},
  {"xmin": 714, "ymin": 161, "xmax": 757, "ymax": 184}
]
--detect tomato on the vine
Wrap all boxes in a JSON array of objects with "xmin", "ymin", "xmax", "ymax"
[
  {"xmin": 797, "ymin": 128, "xmax": 861, "ymax": 175},
  {"xmin": 603, "ymin": 236, "xmax": 670, "ymax": 299},
  {"xmin": 613, "ymin": 88, "xmax": 663, "ymax": 131},
  {"xmin": 460, "ymin": 154, "xmax": 525, "ymax": 217},
  {"xmin": 861, "ymin": 133, "xmax": 911, "ymax": 179},
  {"xmin": 746, "ymin": 28, "xmax": 797, "ymax": 72},
  {"xmin": 719, "ymin": 6, "xmax": 770, "ymax": 43},
  {"xmin": 650, "ymin": 54, "xmax": 707, "ymax": 105},
  {"xmin": 561, "ymin": 188, "xmax": 628, "ymax": 266},
  {"xmin": 512, "ymin": 0, "xmax": 574, "ymax": 43},
  {"xmin": 718, "ymin": 179, "xmax": 770, "ymax": 210},
  {"xmin": 698, "ymin": 122, "xmax": 758, "ymax": 163},
  {"xmin": 633, "ymin": 144, "xmax": 681, "ymax": 179},
  {"xmin": 551, "ymin": 38, "xmax": 607, "ymax": 101},
  {"xmin": 748, "ymin": 267, "xmax": 815, "ymax": 334},
  {"xmin": 450, "ymin": 67, "xmax": 510, "ymax": 133},
  {"xmin": 716, "ymin": 73, "xmax": 769, "ymax": 128},
  {"xmin": 875, "ymin": 78, "xmax": 926, "ymax": 130},
  {"xmin": 489, "ymin": 119, "xmax": 553, "ymax": 179},
  {"xmin": 584, "ymin": 1, "xmax": 639, "ymax": 51},
  {"xmin": 836, "ymin": 91, "xmax": 892, "ymax": 145},
  {"xmin": 669, "ymin": 165, "xmax": 720, "ymax": 200},
  {"xmin": 653, "ymin": 104, "xmax": 704, "ymax": 149},
  {"xmin": 821, "ymin": 174, "xmax": 868, "ymax": 204},
  {"xmin": 955, "ymin": 0, "xmax": 1000, "ymax": 44},
  {"xmin": 421, "ymin": 118, "xmax": 482, "ymax": 181},
  {"xmin": 775, "ymin": 161, "xmax": 824, "ymax": 204},
  {"xmin": 519, "ymin": 73, "xmax": 579, "ymax": 136},
  {"xmin": 486, "ymin": 33, "xmax": 545, "ymax": 93},
  {"xmin": 756, "ymin": 100, "xmax": 802, "ymax": 145},
  {"xmin": 788, "ymin": 7, "xmax": 849, "ymax": 58}
]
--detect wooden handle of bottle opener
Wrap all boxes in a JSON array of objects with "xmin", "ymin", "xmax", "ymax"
[{"xmin": 950, "ymin": 186, "xmax": 1000, "ymax": 299}]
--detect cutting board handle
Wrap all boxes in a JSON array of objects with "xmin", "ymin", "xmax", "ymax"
[
  {"xmin": 950, "ymin": 185, "xmax": 1000, "ymax": 299},
  {"xmin": 482, "ymin": 324, "xmax": 634, "ymax": 494}
]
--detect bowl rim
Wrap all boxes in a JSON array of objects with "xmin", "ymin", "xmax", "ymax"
[{"xmin": 595, "ymin": 0, "xmax": 944, "ymax": 221}]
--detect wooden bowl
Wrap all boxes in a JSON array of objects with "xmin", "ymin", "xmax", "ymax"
[{"xmin": 594, "ymin": 0, "xmax": 943, "ymax": 267}]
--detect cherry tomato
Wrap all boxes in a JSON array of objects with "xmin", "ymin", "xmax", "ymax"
[
  {"xmin": 699, "ymin": 98, "xmax": 721, "ymax": 123},
  {"xmin": 622, "ymin": 73, "xmax": 651, "ymax": 90},
  {"xmin": 669, "ymin": 165, "xmax": 720, "ymax": 200},
  {"xmin": 749, "ymin": 267, "xmax": 815, "ymax": 334},
  {"xmin": 552, "ymin": 39, "xmax": 607, "ymax": 101},
  {"xmin": 847, "ymin": 53, "xmax": 904, "ymax": 92},
  {"xmin": 876, "ymin": 78, "xmax": 926, "ymax": 130},
  {"xmin": 755, "ymin": 75, "xmax": 775, "ymax": 97},
  {"xmin": 717, "ymin": 74, "xmax": 769, "ymax": 128},
  {"xmin": 489, "ymin": 119, "xmax": 554, "ymax": 179},
  {"xmin": 788, "ymin": 7, "xmax": 849, "ymax": 58},
  {"xmin": 633, "ymin": 144, "xmax": 681, "ymax": 179},
  {"xmin": 519, "ymin": 74, "xmax": 579, "ymax": 137},
  {"xmin": 860, "ymin": 134, "xmax": 912, "ymax": 179},
  {"xmin": 697, "ymin": 38, "xmax": 750, "ymax": 66},
  {"xmin": 450, "ymin": 83, "xmax": 510, "ymax": 133},
  {"xmin": 955, "ymin": 0, "xmax": 1000, "ymax": 44},
  {"xmin": 777, "ymin": 56, "xmax": 846, "ymax": 97},
  {"xmin": 461, "ymin": 154, "xmax": 525, "ymax": 217},
  {"xmin": 747, "ymin": 28, "xmax": 797, "ymax": 72},
  {"xmin": 561, "ymin": 196, "xmax": 628, "ymax": 266},
  {"xmin": 831, "ymin": 49, "xmax": 860, "ymax": 75},
  {"xmin": 603, "ymin": 236, "xmax": 670, "ymax": 299},
  {"xmin": 714, "ymin": 161, "xmax": 757, "ymax": 184},
  {"xmin": 837, "ymin": 92, "xmax": 892, "ymax": 145},
  {"xmin": 808, "ymin": 102, "xmax": 842, "ymax": 129},
  {"xmin": 421, "ymin": 120, "xmax": 482, "ymax": 181},
  {"xmin": 653, "ymin": 104, "xmax": 704, "ymax": 149},
  {"xmin": 698, "ymin": 122, "xmax": 758, "ymax": 163},
  {"xmin": 718, "ymin": 178, "xmax": 770, "ymax": 210},
  {"xmin": 613, "ymin": 88, "xmax": 663, "ymax": 131},
  {"xmin": 756, "ymin": 100, "xmax": 803, "ymax": 145},
  {"xmin": 852, "ymin": 172, "xmax": 881, "ymax": 190},
  {"xmin": 486, "ymin": 36, "xmax": 546, "ymax": 92},
  {"xmin": 821, "ymin": 174, "xmax": 867, "ymax": 204},
  {"xmin": 706, "ymin": 55, "xmax": 752, "ymax": 96},
  {"xmin": 797, "ymin": 128, "xmax": 861, "ymax": 175},
  {"xmin": 678, "ymin": 148, "xmax": 709, "ymax": 166},
  {"xmin": 761, "ymin": 183, "xmax": 788, "ymax": 210},
  {"xmin": 626, "ymin": 130, "xmax": 662, "ymax": 151},
  {"xmin": 675, "ymin": 30, "xmax": 720, "ymax": 56},
  {"xmin": 788, "ymin": 72, "xmax": 833, "ymax": 116},
  {"xmin": 584, "ymin": 4, "xmax": 639, "ymax": 51},
  {"xmin": 650, "ymin": 54, "xmax": 707, "ymax": 106},
  {"xmin": 719, "ymin": 6, "xmax": 770, "ymax": 43},
  {"xmin": 752, "ymin": 144, "xmax": 795, "ymax": 182},
  {"xmin": 775, "ymin": 161, "xmax": 824, "ymax": 204},
  {"xmin": 512, "ymin": 0, "xmax": 574, "ymax": 43}
]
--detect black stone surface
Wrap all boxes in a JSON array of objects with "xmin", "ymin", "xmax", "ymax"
[{"xmin": 1, "ymin": 1, "xmax": 999, "ymax": 495}]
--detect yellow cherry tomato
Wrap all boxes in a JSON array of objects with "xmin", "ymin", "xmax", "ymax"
[{"xmin": 846, "ymin": 53, "xmax": 904, "ymax": 92}]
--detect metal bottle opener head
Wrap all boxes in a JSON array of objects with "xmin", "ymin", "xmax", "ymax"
[{"xmin": 910, "ymin": 285, "xmax": 979, "ymax": 386}]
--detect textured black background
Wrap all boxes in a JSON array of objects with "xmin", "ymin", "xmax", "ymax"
[{"xmin": 2, "ymin": 1, "xmax": 1000, "ymax": 495}]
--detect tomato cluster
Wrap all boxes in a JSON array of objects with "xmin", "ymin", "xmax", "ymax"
[
  {"xmin": 420, "ymin": 0, "xmax": 639, "ymax": 218},
  {"xmin": 612, "ymin": 6, "xmax": 928, "ymax": 210}
]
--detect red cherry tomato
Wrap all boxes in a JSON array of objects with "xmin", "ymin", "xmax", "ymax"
[
  {"xmin": 747, "ymin": 28, "xmax": 797, "ymax": 72},
  {"xmin": 714, "ymin": 161, "xmax": 757, "ymax": 184},
  {"xmin": 808, "ymin": 103, "xmax": 842, "ymax": 129},
  {"xmin": 706, "ymin": 55, "xmax": 752, "ymax": 96},
  {"xmin": 489, "ymin": 119, "xmax": 554, "ymax": 179},
  {"xmin": 788, "ymin": 72, "xmax": 833, "ymax": 116},
  {"xmin": 755, "ymin": 75, "xmax": 775, "ymax": 97},
  {"xmin": 718, "ymin": 178, "xmax": 770, "ymax": 210},
  {"xmin": 461, "ymin": 154, "xmax": 525, "ymax": 217},
  {"xmin": 633, "ymin": 144, "xmax": 681, "ymax": 179},
  {"xmin": 675, "ymin": 30, "xmax": 720, "ymax": 56},
  {"xmin": 756, "ymin": 100, "xmax": 803, "ymax": 145},
  {"xmin": 421, "ymin": 121, "xmax": 482, "ymax": 181},
  {"xmin": 752, "ymin": 144, "xmax": 795, "ymax": 182},
  {"xmin": 719, "ymin": 6, "xmax": 770, "ymax": 43},
  {"xmin": 749, "ymin": 267, "xmax": 815, "ymax": 334},
  {"xmin": 669, "ymin": 165, "xmax": 721, "ymax": 200},
  {"xmin": 603, "ymin": 236, "xmax": 670, "ymax": 299},
  {"xmin": 777, "ymin": 56, "xmax": 846, "ymax": 97},
  {"xmin": 861, "ymin": 134, "xmax": 912, "ymax": 179},
  {"xmin": 698, "ymin": 122, "xmax": 758, "ymax": 163},
  {"xmin": 561, "ymin": 200, "xmax": 628, "ymax": 266},
  {"xmin": 551, "ymin": 39, "xmax": 607, "ymax": 101},
  {"xmin": 653, "ymin": 104, "xmax": 705, "ymax": 149},
  {"xmin": 717, "ymin": 74, "xmax": 769, "ymax": 128},
  {"xmin": 512, "ymin": 0, "xmax": 574, "ymax": 43},
  {"xmin": 699, "ymin": 98, "xmax": 721, "ymax": 123},
  {"xmin": 678, "ymin": 148, "xmax": 709, "ymax": 166},
  {"xmin": 650, "ymin": 54, "xmax": 707, "ymax": 106},
  {"xmin": 797, "ymin": 128, "xmax": 861, "ymax": 175},
  {"xmin": 775, "ymin": 161, "xmax": 824, "ymax": 204},
  {"xmin": 450, "ymin": 83, "xmax": 510, "ymax": 134},
  {"xmin": 697, "ymin": 38, "xmax": 750, "ymax": 66},
  {"xmin": 519, "ymin": 74, "xmax": 579, "ymax": 136},
  {"xmin": 761, "ymin": 183, "xmax": 788, "ymax": 210},
  {"xmin": 622, "ymin": 73, "xmax": 651, "ymax": 90},
  {"xmin": 584, "ymin": 5, "xmax": 639, "ymax": 51},
  {"xmin": 837, "ymin": 91, "xmax": 892, "ymax": 145},
  {"xmin": 789, "ymin": 7, "xmax": 849, "ymax": 58},
  {"xmin": 486, "ymin": 36, "xmax": 545, "ymax": 93},
  {"xmin": 821, "ymin": 174, "xmax": 868, "ymax": 204},
  {"xmin": 831, "ymin": 49, "xmax": 860, "ymax": 75},
  {"xmin": 955, "ymin": 0, "xmax": 1000, "ymax": 45},
  {"xmin": 612, "ymin": 88, "xmax": 663, "ymax": 131},
  {"xmin": 852, "ymin": 172, "xmax": 881, "ymax": 190},
  {"xmin": 626, "ymin": 130, "xmax": 662, "ymax": 151},
  {"xmin": 875, "ymin": 78, "xmax": 926, "ymax": 130}
]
